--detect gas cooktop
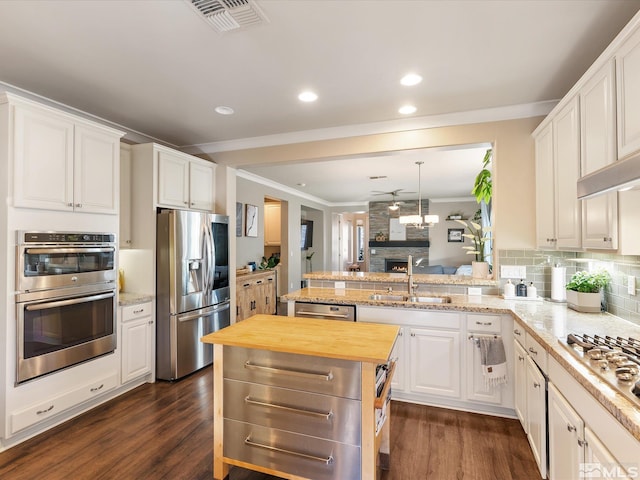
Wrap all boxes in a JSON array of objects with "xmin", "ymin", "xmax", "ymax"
[{"xmin": 558, "ymin": 333, "xmax": 640, "ymax": 407}]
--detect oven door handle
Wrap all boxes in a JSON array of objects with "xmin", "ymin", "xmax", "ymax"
[
  {"xmin": 24, "ymin": 247, "xmax": 115, "ymax": 254},
  {"xmin": 25, "ymin": 292, "xmax": 115, "ymax": 311}
]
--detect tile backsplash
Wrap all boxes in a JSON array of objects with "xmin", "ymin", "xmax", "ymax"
[{"xmin": 498, "ymin": 249, "xmax": 640, "ymax": 326}]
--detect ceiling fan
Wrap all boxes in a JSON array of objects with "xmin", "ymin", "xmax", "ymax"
[{"xmin": 371, "ymin": 189, "xmax": 415, "ymax": 210}]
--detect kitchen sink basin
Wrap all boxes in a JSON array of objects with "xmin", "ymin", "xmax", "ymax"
[{"xmin": 369, "ymin": 294, "xmax": 451, "ymax": 303}]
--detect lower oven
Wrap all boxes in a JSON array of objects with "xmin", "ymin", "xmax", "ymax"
[{"xmin": 16, "ymin": 283, "xmax": 117, "ymax": 385}]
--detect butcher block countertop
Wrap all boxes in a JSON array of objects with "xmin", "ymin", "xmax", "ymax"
[{"xmin": 200, "ymin": 314, "xmax": 399, "ymax": 364}]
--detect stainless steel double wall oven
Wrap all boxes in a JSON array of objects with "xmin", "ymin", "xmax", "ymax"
[{"xmin": 15, "ymin": 231, "xmax": 117, "ymax": 384}]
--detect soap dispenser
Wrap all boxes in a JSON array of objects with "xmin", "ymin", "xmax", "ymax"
[
  {"xmin": 528, "ymin": 282, "xmax": 537, "ymax": 298},
  {"xmin": 504, "ymin": 279, "xmax": 515, "ymax": 298},
  {"xmin": 516, "ymin": 279, "xmax": 527, "ymax": 297}
]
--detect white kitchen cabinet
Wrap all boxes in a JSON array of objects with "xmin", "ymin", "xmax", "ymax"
[
  {"xmin": 157, "ymin": 148, "xmax": 214, "ymax": 211},
  {"xmin": 513, "ymin": 339, "xmax": 527, "ymax": 429},
  {"xmin": 409, "ymin": 327, "xmax": 461, "ymax": 398},
  {"xmin": 616, "ymin": 25, "xmax": 640, "ymax": 159},
  {"xmin": 119, "ymin": 143, "xmax": 132, "ymax": 247},
  {"xmin": 120, "ymin": 302, "xmax": 154, "ymax": 384},
  {"xmin": 584, "ymin": 427, "xmax": 632, "ymax": 480},
  {"xmin": 525, "ymin": 355, "xmax": 547, "ymax": 479},
  {"xmin": 548, "ymin": 383, "xmax": 584, "ymax": 480},
  {"xmin": 535, "ymin": 123, "xmax": 556, "ymax": 248},
  {"xmin": 553, "ymin": 96, "xmax": 582, "ymax": 249},
  {"xmin": 465, "ymin": 314, "xmax": 503, "ymax": 405},
  {"xmin": 264, "ymin": 202, "xmax": 281, "ymax": 246},
  {"xmin": 389, "ymin": 326, "xmax": 406, "ymax": 392},
  {"xmin": 11, "ymin": 97, "xmax": 122, "ymax": 214},
  {"xmin": 580, "ymin": 59, "xmax": 618, "ymax": 250}
]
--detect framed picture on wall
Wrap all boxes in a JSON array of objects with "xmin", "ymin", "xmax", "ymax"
[
  {"xmin": 389, "ymin": 218, "xmax": 406, "ymax": 241},
  {"xmin": 245, "ymin": 204, "xmax": 258, "ymax": 237},
  {"xmin": 448, "ymin": 228, "xmax": 464, "ymax": 242},
  {"xmin": 236, "ymin": 202, "xmax": 243, "ymax": 237}
]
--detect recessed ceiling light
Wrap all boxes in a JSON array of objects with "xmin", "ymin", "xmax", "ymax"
[
  {"xmin": 215, "ymin": 106, "xmax": 234, "ymax": 115},
  {"xmin": 399, "ymin": 105, "xmax": 417, "ymax": 115},
  {"xmin": 298, "ymin": 91, "xmax": 318, "ymax": 102},
  {"xmin": 401, "ymin": 73, "xmax": 422, "ymax": 86}
]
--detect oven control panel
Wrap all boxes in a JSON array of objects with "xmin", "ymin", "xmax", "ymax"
[{"xmin": 20, "ymin": 232, "xmax": 115, "ymax": 244}]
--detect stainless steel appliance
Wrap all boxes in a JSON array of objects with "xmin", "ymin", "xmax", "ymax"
[
  {"xmin": 156, "ymin": 209, "xmax": 230, "ymax": 381},
  {"xmin": 15, "ymin": 231, "xmax": 117, "ymax": 384},
  {"xmin": 294, "ymin": 302, "xmax": 356, "ymax": 321},
  {"xmin": 559, "ymin": 333, "xmax": 640, "ymax": 406}
]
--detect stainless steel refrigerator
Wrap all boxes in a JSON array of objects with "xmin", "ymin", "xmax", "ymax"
[{"xmin": 156, "ymin": 209, "xmax": 230, "ymax": 381}]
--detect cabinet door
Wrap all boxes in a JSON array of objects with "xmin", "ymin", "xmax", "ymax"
[
  {"xmin": 236, "ymin": 278, "xmax": 256, "ymax": 321},
  {"xmin": 157, "ymin": 150, "xmax": 189, "ymax": 208},
  {"xmin": 535, "ymin": 123, "xmax": 556, "ymax": 248},
  {"xmin": 121, "ymin": 316, "xmax": 153, "ymax": 383},
  {"xmin": 13, "ymin": 105, "xmax": 74, "ymax": 211},
  {"xmin": 189, "ymin": 160, "xmax": 214, "ymax": 211},
  {"xmin": 264, "ymin": 203, "xmax": 282, "ymax": 246},
  {"xmin": 74, "ymin": 124, "xmax": 120, "ymax": 214},
  {"xmin": 584, "ymin": 426, "xmax": 631, "ymax": 479},
  {"xmin": 514, "ymin": 340, "xmax": 527, "ymax": 431},
  {"xmin": 390, "ymin": 327, "xmax": 406, "ymax": 393},
  {"xmin": 409, "ymin": 327, "xmax": 460, "ymax": 399},
  {"xmin": 548, "ymin": 384, "xmax": 584, "ymax": 480},
  {"xmin": 554, "ymin": 96, "xmax": 582, "ymax": 249},
  {"xmin": 465, "ymin": 336, "xmax": 502, "ymax": 405},
  {"xmin": 525, "ymin": 356, "xmax": 547, "ymax": 479},
  {"xmin": 119, "ymin": 144, "xmax": 132, "ymax": 247},
  {"xmin": 581, "ymin": 59, "xmax": 618, "ymax": 250},
  {"xmin": 616, "ymin": 26, "xmax": 640, "ymax": 158}
]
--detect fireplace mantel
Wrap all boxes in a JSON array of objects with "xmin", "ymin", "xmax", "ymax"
[{"xmin": 368, "ymin": 240, "xmax": 430, "ymax": 247}]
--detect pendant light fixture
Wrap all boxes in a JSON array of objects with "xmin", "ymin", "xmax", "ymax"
[{"xmin": 399, "ymin": 161, "xmax": 439, "ymax": 228}]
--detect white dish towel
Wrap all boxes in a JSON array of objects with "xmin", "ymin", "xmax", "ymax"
[{"xmin": 477, "ymin": 336, "xmax": 508, "ymax": 389}]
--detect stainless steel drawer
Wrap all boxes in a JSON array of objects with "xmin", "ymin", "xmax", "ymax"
[
  {"xmin": 224, "ymin": 419, "xmax": 361, "ymax": 480},
  {"xmin": 224, "ymin": 378, "xmax": 361, "ymax": 445},
  {"xmin": 223, "ymin": 346, "xmax": 361, "ymax": 399}
]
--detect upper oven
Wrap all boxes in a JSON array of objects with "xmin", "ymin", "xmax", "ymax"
[{"xmin": 17, "ymin": 231, "xmax": 116, "ymax": 293}]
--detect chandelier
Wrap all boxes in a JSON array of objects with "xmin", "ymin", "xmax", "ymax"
[{"xmin": 398, "ymin": 161, "xmax": 439, "ymax": 228}]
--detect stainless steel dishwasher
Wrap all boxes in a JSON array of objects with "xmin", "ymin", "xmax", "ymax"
[{"xmin": 293, "ymin": 302, "xmax": 356, "ymax": 321}]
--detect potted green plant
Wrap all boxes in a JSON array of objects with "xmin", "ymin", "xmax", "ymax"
[
  {"xmin": 454, "ymin": 211, "xmax": 492, "ymax": 278},
  {"xmin": 565, "ymin": 269, "xmax": 611, "ymax": 313},
  {"xmin": 471, "ymin": 149, "xmax": 492, "ymax": 205}
]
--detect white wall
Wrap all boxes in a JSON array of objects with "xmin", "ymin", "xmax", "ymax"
[{"xmin": 428, "ymin": 200, "xmax": 479, "ymax": 267}]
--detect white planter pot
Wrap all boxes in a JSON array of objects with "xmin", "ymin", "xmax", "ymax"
[
  {"xmin": 471, "ymin": 261, "xmax": 489, "ymax": 279},
  {"xmin": 566, "ymin": 289, "xmax": 602, "ymax": 313}
]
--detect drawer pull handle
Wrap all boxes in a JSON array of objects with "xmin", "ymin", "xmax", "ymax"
[
  {"xmin": 90, "ymin": 384, "xmax": 104, "ymax": 392},
  {"xmin": 133, "ymin": 308, "xmax": 145, "ymax": 314},
  {"xmin": 528, "ymin": 347, "xmax": 538, "ymax": 355},
  {"xmin": 244, "ymin": 361, "xmax": 333, "ymax": 381},
  {"xmin": 476, "ymin": 321, "xmax": 492, "ymax": 326},
  {"xmin": 245, "ymin": 436, "xmax": 334, "ymax": 465},
  {"xmin": 36, "ymin": 405, "xmax": 54, "ymax": 415},
  {"xmin": 295, "ymin": 310, "xmax": 350, "ymax": 319},
  {"xmin": 514, "ymin": 329, "xmax": 521, "ymax": 336},
  {"xmin": 245, "ymin": 396, "xmax": 333, "ymax": 419}
]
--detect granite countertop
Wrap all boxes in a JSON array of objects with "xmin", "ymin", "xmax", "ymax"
[
  {"xmin": 201, "ymin": 314, "xmax": 399, "ymax": 364},
  {"xmin": 282, "ymin": 287, "xmax": 640, "ymax": 441},
  {"xmin": 118, "ymin": 291, "xmax": 154, "ymax": 306},
  {"xmin": 303, "ymin": 271, "xmax": 498, "ymax": 286}
]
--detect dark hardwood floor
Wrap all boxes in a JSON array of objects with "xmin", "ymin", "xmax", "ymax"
[{"xmin": 0, "ymin": 368, "xmax": 539, "ymax": 479}]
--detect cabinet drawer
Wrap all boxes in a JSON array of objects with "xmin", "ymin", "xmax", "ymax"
[
  {"xmin": 10, "ymin": 372, "xmax": 117, "ymax": 434},
  {"xmin": 467, "ymin": 314, "xmax": 501, "ymax": 333},
  {"xmin": 224, "ymin": 419, "xmax": 361, "ymax": 480},
  {"xmin": 513, "ymin": 324, "xmax": 525, "ymax": 346},
  {"xmin": 121, "ymin": 302, "xmax": 152, "ymax": 322},
  {"xmin": 224, "ymin": 346, "xmax": 361, "ymax": 400},
  {"xmin": 525, "ymin": 333, "xmax": 548, "ymax": 373},
  {"xmin": 224, "ymin": 379, "xmax": 361, "ymax": 445}
]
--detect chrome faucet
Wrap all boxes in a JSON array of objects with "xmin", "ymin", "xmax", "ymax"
[{"xmin": 407, "ymin": 255, "xmax": 417, "ymax": 294}]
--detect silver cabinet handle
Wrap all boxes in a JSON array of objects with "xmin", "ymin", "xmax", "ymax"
[
  {"xmin": 476, "ymin": 321, "xmax": 492, "ymax": 325},
  {"xmin": 245, "ymin": 396, "xmax": 333, "ymax": 419},
  {"xmin": 90, "ymin": 384, "xmax": 104, "ymax": 393},
  {"xmin": 578, "ymin": 438, "xmax": 587, "ymax": 447},
  {"xmin": 36, "ymin": 405, "xmax": 54, "ymax": 415},
  {"xmin": 245, "ymin": 436, "xmax": 334, "ymax": 465},
  {"xmin": 533, "ymin": 382, "xmax": 540, "ymax": 388},
  {"xmin": 514, "ymin": 329, "xmax": 522, "ymax": 336},
  {"xmin": 567, "ymin": 424, "xmax": 576, "ymax": 432},
  {"xmin": 518, "ymin": 355, "xmax": 525, "ymax": 362},
  {"xmin": 244, "ymin": 361, "xmax": 333, "ymax": 381},
  {"xmin": 133, "ymin": 308, "xmax": 145, "ymax": 314},
  {"xmin": 295, "ymin": 310, "xmax": 349, "ymax": 319},
  {"xmin": 528, "ymin": 347, "xmax": 538, "ymax": 355},
  {"xmin": 75, "ymin": 203, "xmax": 82, "ymax": 208}
]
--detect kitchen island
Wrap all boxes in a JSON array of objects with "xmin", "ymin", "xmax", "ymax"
[{"xmin": 200, "ymin": 315, "xmax": 399, "ymax": 480}]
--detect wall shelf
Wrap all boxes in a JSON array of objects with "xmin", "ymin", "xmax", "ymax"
[{"xmin": 368, "ymin": 240, "xmax": 430, "ymax": 247}]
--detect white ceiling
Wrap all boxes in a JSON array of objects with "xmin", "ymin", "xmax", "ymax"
[{"xmin": 0, "ymin": 0, "xmax": 638, "ymax": 204}]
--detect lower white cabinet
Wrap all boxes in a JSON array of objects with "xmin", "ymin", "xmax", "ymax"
[
  {"xmin": 513, "ymin": 340, "xmax": 527, "ymax": 427},
  {"xmin": 548, "ymin": 383, "xmax": 584, "ymax": 480},
  {"xmin": 526, "ymin": 355, "xmax": 547, "ymax": 479},
  {"xmin": 120, "ymin": 301, "xmax": 154, "ymax": 384},
  {"xmin": 357, "ymin": 306, "xmax": 514, "ymax": 415}
]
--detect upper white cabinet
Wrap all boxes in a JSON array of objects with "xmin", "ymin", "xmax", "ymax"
[
  {"xmin": 119, "ymin": 143, "xmax": 132, "ymax": 247},
  {"xmin": 264, "ymin": 202, "xmax": 281, "ymax": 246},
  {"xmin": 580, "ymin": 59, "xmax": 618, "ymax": 250},
  {"xmin": 535, "ymin": 96, "xmax": 581, "ymax": 250},
  {"xmin": 10, "ymin": 96, "xmax": 123, "ymax": 214},
  {"xmin": 616, "ymin": 25, "xmax": 640, "ymax": 158},
  {"xmin": 157, "ymin": 148, "xmax": 214, "ymax": 211}
]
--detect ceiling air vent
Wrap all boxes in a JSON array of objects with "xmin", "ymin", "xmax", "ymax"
[{"xmin": 189, "ymin": 0, "xmax": 268, "ymax": 33}]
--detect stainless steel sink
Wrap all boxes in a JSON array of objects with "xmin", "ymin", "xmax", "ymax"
[{"xmin": 368, "ymin": 294, "xmax": 451, "ymax": 303}]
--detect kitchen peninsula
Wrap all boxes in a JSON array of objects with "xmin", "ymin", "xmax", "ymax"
[{"xmin": 200, "ymin": 315, "xmax": 398, "ymax": 480}]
